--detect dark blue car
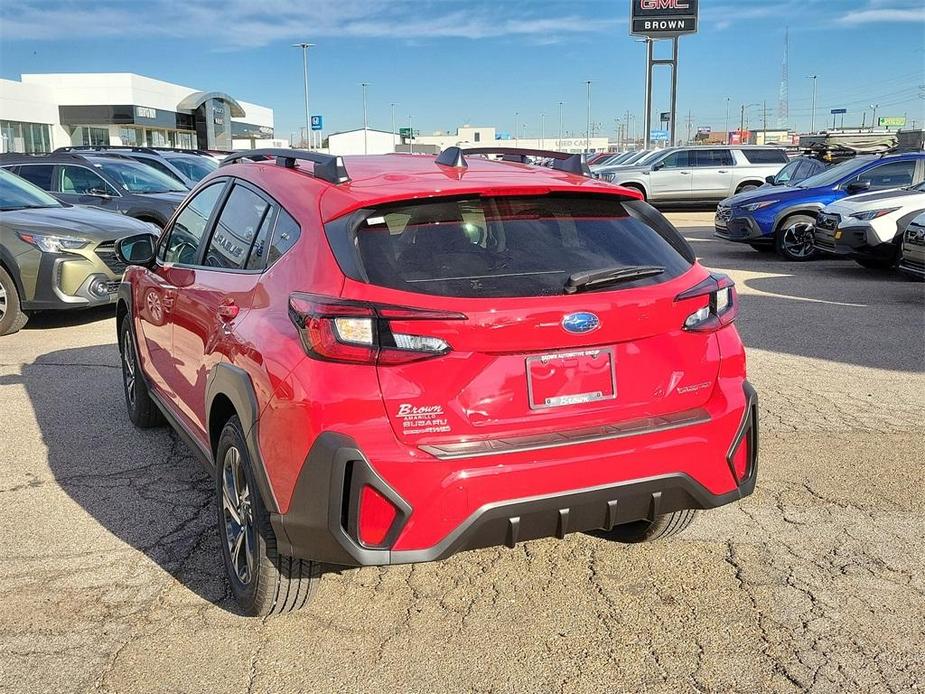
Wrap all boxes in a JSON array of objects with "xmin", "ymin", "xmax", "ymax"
[{"xmin": 714, "ymin": 153, "xmax": 925, "ymax": 260}]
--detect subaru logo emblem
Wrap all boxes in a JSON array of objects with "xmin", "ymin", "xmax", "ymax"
[{"xmin": 561, "ymin": 312, "xmax": 601, "ymax": 334}]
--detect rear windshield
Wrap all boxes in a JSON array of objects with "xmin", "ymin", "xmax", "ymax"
[
  {"xmin": 741, "ymin": 149, "xmax": 788, "ymax": 164},
  {"xmin": 343, "ymin": 196, "xmax": 693, "ymax": 298}
]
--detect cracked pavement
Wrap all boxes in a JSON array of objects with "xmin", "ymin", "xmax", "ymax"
[{"xmin": 0, "ymin": 212, "xmax": 922, "ymax": 693}]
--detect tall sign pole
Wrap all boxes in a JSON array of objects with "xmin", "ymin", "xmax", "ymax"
[{"xmin": 631, "ymin": 0, "xmax": 698, "ymax": 147}]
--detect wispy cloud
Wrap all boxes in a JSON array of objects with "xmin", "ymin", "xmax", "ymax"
[
  {"xmin": 0, "ymin": 0, "xmax": 622, "ymax": 47},
  {"xmin": 837, "ymin": 6, "xmax": 925, "ymax": 24}
]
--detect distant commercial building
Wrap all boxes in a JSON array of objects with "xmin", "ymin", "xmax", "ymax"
[
  {"xmin": 326, "ymin": 124, "xmax": 609, "ymax": 156},
  {"xmin": 0, "ymin": 73, "xmax": 282, "ymax": 153}
]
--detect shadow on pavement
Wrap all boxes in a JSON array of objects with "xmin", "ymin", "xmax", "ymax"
[
  {"xmin": 0, "ymin": 345, "xmax": 239, "ymax": 612},
  {"xmin": 24, "ymin": 305, "xmax": 115, "ymax": 330}
]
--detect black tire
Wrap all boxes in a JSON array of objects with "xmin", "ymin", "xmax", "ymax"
[
  {"xmin": 595, "ymin": 509, "xmax": 700, "ymax": 544},
  {"xmin": 748, "ymin": 243, "xmax": 775, "ymax": 253},
  {"xmin": 119, "ymin": 317, "xmax": 163, "ymax": 428},
  {"xmin": 736, "ymin": 183, "xmax": 759, "ymax": 194},
  {"xmin": 216, "ymin": 416, "xmax": 320, "ymax": 616},
  {"xmin": 0, "ymin": 265, "xmax": 28, "ymax": 336},
  {"xmin": 774, "ymin": 214, "xmax": 819, "ymax": 261}
]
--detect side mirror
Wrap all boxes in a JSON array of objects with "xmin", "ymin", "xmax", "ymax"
[
  {"xmin": 765, "ymin": 175, "xmax": 776, "ymax": 185},
  {"xmin": 116, "ymin": 233, "xmax": 157, "ymax": 267},
  {"xmin": 88, "ymin": 187, "xmax": 112, "ymax": 199},
  {"xmin": 651, "ymin": 161, "xmax": 664, "ymax": 171},
  {"xmin": 845, "ymin": 179, "xmax": 871, "ymax": 195}
]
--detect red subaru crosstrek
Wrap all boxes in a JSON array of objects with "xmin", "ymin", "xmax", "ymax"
[{"xmin": 115, "ymin": 147, "xmax": 757, "ymax": 616}]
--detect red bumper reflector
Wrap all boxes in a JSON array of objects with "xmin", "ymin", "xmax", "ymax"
[{"xmin": 358, "ymin": 485, "xmax": 398, "ymax": 547}]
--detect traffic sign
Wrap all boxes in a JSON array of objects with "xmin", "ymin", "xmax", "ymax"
[
  {"xmin": 399, "ymin": 127, "xmax": 413, "ymax": 138},
  {"xmin": 879, "ymin": 116, "xmax": 906, "ymax": 127},
  {"xmin": 310, "ymin": 115, "xmax": 323, "ymax": 131},
  {"xmin": 650, "ymin": 129, "xmax": 670, "ymax": 141},
  {"xmin": 830, "ymin": 108, "xmax": 847, "ymax": 115},
  {"xmin": 660, "ymin": 111, "xmax": 671, "ymax": 123}
]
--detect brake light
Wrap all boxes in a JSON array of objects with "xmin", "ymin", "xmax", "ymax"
[
  {"xmin": 357, "ymin": 485, "xmax": 398, "ymax": 547},
  {"xmin": 675, "ymin": 273, "xmax": 738, "ymax": 332},
  {"xmin": 288, "ymin": 293, "xmax": 466, "ymax": 365}
]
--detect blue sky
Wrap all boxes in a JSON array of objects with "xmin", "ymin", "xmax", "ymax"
[{"xmin": 1, "ymin": 0, "xmax": 923, "ymax": 141}]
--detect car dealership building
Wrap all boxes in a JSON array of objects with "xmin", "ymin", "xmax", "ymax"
[{"xmin": 0, "ymin": 72, "xmax": 280, "ymax": 153}]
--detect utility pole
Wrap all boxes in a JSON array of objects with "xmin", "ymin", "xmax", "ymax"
[
  {"xmin": 763, "ymin": 99, "xmax": 768, "ymax": 134},
  {"xmin": 540, "ymin": 113, "xmax": 545, "ymax": 149},
  {"xmin": 360, "ymin": 82, "xmax": 370, "ymax": 154},
  {"xmin": 724, "ymin": 97, "xmax": 731, "ymax": 144},
  {"xmin": 558, "ymin": 102, "xmax": 564, "ymax": 150},
  {"xmin": 585, "ymin": 80, "xmax": 592, "ymax": 152},
  {"xmin": 514, "ymin": 111, "xmax": 519, "ymax": 145},
  {"xmin": 408, "ymin": 114, "xmax": 413, "ymax": 154},
  {"xmin": 292, "ymin": 42, "xmax": 315, "ymax": 150},
  {"xmin": 808, "ymin": 75, "xmax": 818, "ymax": 133},
  {"xmin": 870, "ymin": 104, "xmax": 879, "ymax": 129},
  {"xmin": 390, "ymin": 103, "xmax": 397, "ymax": 152},
  {"xmin": 686, "ymin": 109, "xmax": 693, "ymax": 144}
]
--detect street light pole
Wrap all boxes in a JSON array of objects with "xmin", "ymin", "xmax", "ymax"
[
  {"xmin": 292, "ymin": 42, "xmax": 315, "ymax": 150},
  {"xmin": 514, "ymin": 112, "xmax": 519, "ymax": 146},
  {"xmin": 540, "ymin": 113, "xmax": 545, "ymax": 149},
  {"xmin": 390, "ymin": 102, "xmax": 397, "ymax": 152},
  {"xmin": 361, "ymin": 82, "xmax": 370, "ymax": 154},
  {"xmin": 558, "ymin": 101, "xmax": 564, "ymax": 150},
  {"xmin": 585, "ymin": 80, "xmax": 592, "ymax": 152},
  {"xmin": 408, "ymin": 114, "xmax": 413, "ymax": 154},
  {"xmin": 870, "ymin": 103, "xmax": 879, "ymax": 129},
  {"xmin": 724, "ymin": 97, "xmax": 730, "ymax": 144},
  {"xmin": 808, "ymin": 75, "xmax": 818, "ymax": 133}
]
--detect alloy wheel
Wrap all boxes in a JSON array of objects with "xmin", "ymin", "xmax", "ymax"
[
  {"xmin": 121, "ymin": 329, "xmax": 136, "ymax": 407},
  {"xmin": 222, "ymin": 446, "xmax": 256, "ymax": 585},
  {"xmin": 781, "ymin": 222, "xmax": 815, "ymax": 259},
  {"xmin": 0, "ymin": 284, "xmax": 6, "ymax": 321}
]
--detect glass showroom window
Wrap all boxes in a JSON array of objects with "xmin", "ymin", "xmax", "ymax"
[
  {"xmin": 0, "ymin": 120, "xmax": 53, "ymax": 153},
  {"xmin": 119, "ymin": 127, "xmax": 142, "ymax": 146},
  {"xmin": 145, "ymin": 128, "xmax": 169, "ymax": 147},
  {"xmin": 174, "ymin": 131, "xmax": 196, "ymax": 149},
  {"xmin": 70, "ymin": 126, "xmax": 110, "ymax": 146}
]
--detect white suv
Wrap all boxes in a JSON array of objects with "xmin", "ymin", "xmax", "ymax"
[
  {"xmin": 813, "ymin": 181, "xmax": 925, "ymax": 269},
  {"xmin": 605, "ymin": 146, "xmax": 789, "ymax": 204}
]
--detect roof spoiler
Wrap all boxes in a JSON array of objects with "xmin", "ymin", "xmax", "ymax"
[
  {"xmin": 220, "ymin": 148, "xmax": 350, "ymax": 184},
  {"xmin": 435, "ymin": 146, "xmax": 591, "ymax": 177}
]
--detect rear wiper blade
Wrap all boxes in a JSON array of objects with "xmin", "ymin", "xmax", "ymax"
[{"xmin": 564, "ymin": 265, "xmax": 664, "ymax": 294}]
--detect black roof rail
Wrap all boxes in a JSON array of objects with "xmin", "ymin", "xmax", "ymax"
[
  {"xmin": 220, "ymin": 148, "xmax": 349, "ymax": 184},
  {"xmin": 0, "ymin": 151, "xmax": 100, "ymax": 164},
  {"xmin": 149, "ymin": 147, "xmax": 216, "ymax": 157},
  {"xmin": 55, "ymin": 145, "xmax": 160, "ymax": 155},
  {"xmin": 436, "ymin": 146, "xmax": 591, "ymax": 177}
]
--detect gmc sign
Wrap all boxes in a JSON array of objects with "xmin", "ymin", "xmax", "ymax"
[{"xmin": 630, "ymin": 0, "xmax": 698, "ymax": 37}]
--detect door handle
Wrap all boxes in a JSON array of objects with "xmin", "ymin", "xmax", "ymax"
[
  {"xmin": 718, "ymin": 170, "xmax": 728, "ymax": 173},
  {"xmin": 680, "ymin": 171, "xmax": 690, "ymax": 175},
  {"xmin": 217, "ymin": 299, "xmax": 239, "ymax": 321}
]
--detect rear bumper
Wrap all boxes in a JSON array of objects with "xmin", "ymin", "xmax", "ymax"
[{"xmin": 273, "ymin": 381, "xmax": 759, "ymax": 567}]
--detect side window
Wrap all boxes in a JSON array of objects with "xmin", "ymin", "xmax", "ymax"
[
  {"xmin": 160, "ymin": 182, "xmax": 225, "ymax": 264},
  {"xmin": 203, "ymin": 185, "xmax": 270, "ymax": 270},
  {"xmin": 58, "ymin": 165, "xmax": 113, "ymax": 195},
  {"xmin": 856, "ymin": 161, "xmax": 916, "ymax": 190},
  {"xmin": 741, "ymin": 149, "xmax": 789, "ymax": 164},
  {"xmin": 16, "ymin": 165, "xmax": 55, "ymax": 190},
  {"xmin": 658, "ymin": 151, "xmax": 690, "ymax": 169},
  {"xmin": 136, "ymin": 157, "xmax": 184, "ymax": 184},
  {"xmin": 267, "ymin": 209, "xmax": 301, "ymax": 265},
  {"xmin": 694, "ymin": 149, "xmax": 734, "ymax": 167}
]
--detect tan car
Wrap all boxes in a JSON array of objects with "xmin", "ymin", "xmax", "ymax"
[
  {"xmin": 899, "ymin": 211, "xmax": 925, "ymax": 280},
  {"xmin": 0, "ymin": 167, "xmax": 157, "ymax": 335}
]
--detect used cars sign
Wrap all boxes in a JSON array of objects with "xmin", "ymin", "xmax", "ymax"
[{"xmin": 631, "ymin": 0, "xmax": 698, "ymax": 37}]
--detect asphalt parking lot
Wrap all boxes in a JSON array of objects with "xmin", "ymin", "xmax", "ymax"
[{"xmin": 0, "ymin": 211, "xmax": 922, "ymax": 694}]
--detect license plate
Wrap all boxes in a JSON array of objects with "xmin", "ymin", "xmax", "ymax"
[{"xmin": 526, "ymin": 348, "xmax": 616, "ymax": 410}]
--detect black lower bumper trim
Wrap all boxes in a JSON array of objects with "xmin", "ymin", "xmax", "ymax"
[{"xmin": 273, "ymin": 382, "xmax": 759, "ymax": 567}]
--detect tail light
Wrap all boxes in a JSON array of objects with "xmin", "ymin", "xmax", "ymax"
[
  {"xmin": 288, "ymin": 293, "xmax": 466, "ymax": 365},
  {"xmin": 675, "ymin": 273, "xmax": 738, "ymax": 332},
  {"xmin": 357, "ymin": 485, "xmax": 399, "ymax": 547}
]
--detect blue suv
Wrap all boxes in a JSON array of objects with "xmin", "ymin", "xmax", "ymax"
[{"xmin": 715, "ymin": 153, "xmax": 925, "ymax": 260}]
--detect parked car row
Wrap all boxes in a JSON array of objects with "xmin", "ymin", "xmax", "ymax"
[{"xmin": 713, "ymin": 151, "xmax": 925, "ymax": 272}]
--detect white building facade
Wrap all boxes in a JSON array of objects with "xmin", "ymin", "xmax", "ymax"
[{"xmin": 0, "ymin": 73, "xmax": 279, "ymax": 153}]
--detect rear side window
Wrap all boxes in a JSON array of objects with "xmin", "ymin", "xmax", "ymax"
[
  {"xmin": 345, "ymin": 196, "xmax": 693, "ymax": 298},
  {"xmin": 16, "ymin": 165, "xmax": 54, "ymax": 190},
  {"xmin": 693, "ymin": 149, "xmax": 734, "ymax": 167},
  {"xmin": 741, "ymin": 149, "xmax": 788, "ymax": 164},
  {"xmin": 204, "ymin": 184, "xmax": 271, "ymax": 269}
]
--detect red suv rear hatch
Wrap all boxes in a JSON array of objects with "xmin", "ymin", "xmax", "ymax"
[{"xmin": 323, "ymin": 194, "xmax": 724, "ymax": 449}]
